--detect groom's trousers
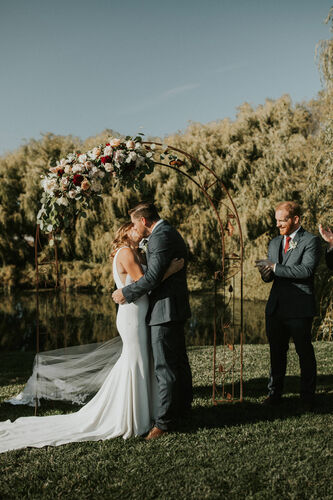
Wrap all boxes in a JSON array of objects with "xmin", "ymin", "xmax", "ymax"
[{"xmin": 150, "ymin": 321, "xmax": 193, "ymax": 431}]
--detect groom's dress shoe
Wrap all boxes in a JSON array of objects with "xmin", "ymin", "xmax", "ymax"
[{"xmin": 144, "ymin": 426, "xmax": 167, "ymax": 441}]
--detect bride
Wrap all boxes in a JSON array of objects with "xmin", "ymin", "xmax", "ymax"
[{"xmin": 0, "ymin": 222, "xmax": 183, "ymax": 453}]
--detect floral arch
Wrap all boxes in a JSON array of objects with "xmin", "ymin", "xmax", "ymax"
[{"xmin": 36, "ymin": 134, "xmax": 244, "ymax": 405}]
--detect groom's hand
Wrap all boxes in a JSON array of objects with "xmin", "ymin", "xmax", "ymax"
[{"xmin": 112, "ymin": 289, "xmax": 127, "ymax": 304}]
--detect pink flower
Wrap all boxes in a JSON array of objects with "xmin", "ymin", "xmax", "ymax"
[
  {"xmin": 81, "ymin": 180, "xmax": 91, "ymax": 191},
  {"xmin": 110, "ymin": 138, "xmax": 121, "ymax": 147}
]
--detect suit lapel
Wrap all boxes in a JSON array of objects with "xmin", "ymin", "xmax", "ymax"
[{"xmin": 273, "ymin": 236, "xmax": 283, "ymax": 263}]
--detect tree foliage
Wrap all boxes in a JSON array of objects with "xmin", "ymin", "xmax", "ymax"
[{"xmin": 0, "ymin": 10, "xmax": 332, "ymax": 334}]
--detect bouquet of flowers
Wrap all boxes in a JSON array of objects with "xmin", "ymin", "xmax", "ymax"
[{"xmin": 37, "ymin": 135, "xmax": 155, "ymax": 235}]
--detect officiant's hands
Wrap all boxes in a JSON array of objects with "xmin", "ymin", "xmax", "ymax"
[
  {"xmin": 319, "ymin": 224, "xmax": 333, "ymax": 248},
  {"xmin": 112, "ymin": 288, "xmax": 126, "ymax": 305},
  {"xmin": 255, "ymin": 259, "xmax": 274, "ymax": 280}
]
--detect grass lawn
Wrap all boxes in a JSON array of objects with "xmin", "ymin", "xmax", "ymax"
[{"xmin": 0, "ymin": 342, "xmax": 333, "ymax": 499}]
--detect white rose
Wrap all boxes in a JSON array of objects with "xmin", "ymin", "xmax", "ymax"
[
  {"xmin": 103, "ymin": 145, "xmax": 113, "ymax": 156},
  {"xmin": 78, "ymin": 154, "xmax": 87, "ymax": 163},
  {"xmin": 110, "ymin": 138, "xmax": 121, "ymax": 147},
  {"xmin": 104, "ymin": 163, "xmax": 113, "ymax": 172},
  {"xmin": 64, "ymin": 165, "xmax": 72, "ymax": 174},
  {"xmin": 126, "ymin": 151, "xmax": 137, "ymax": 163},
  {"xmin": 68, "ymin": 190, "xmax": 76, "ymax": 198},
  {"xmin": 126, "ymin": 140, "xmax": 135, "ymax": 150},
  {"xmin": 41, "ymin": 177, "xmax": 58, "ymax": 195},
  {"xmin": 88, "ymin": 147, "xmax": 101, "ymax": 161},
  {"xmin": 72, "ymin": 163, "xmax": 84, "ymax": 173},
  {"xmin": 84, "ymin": 161, "xmax": 93, "ymax": 170},
  {"xmin": 61, "ymin": 177, "xmax": 69, "ymax": 187},
  {"xmin": 67, "ymin": 153, "xmax": 76, "ymax": 162},
  {"xmin": 99, "ymin": 170, "xmax": 105, "ymax": 178},
  {"xmin": 56, "ymin": 196, "xmax": 69, "ymax": 206}
]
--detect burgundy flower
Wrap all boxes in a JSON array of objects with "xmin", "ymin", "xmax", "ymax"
[
  {"xmin": 57, "ymin": 169, "xmax": 64, "ymax": 177},
  {"xmin": 73, "ymin": 174, "xmax": 84, "ymax": 186},
  {"xmin": 101, "ymin": 156, "xmax": 112, "ymax": 164}
]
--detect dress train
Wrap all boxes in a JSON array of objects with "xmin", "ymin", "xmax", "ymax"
[{"xmin": 0, "ymin": 248, "xmax": 156, "ymax": 453}]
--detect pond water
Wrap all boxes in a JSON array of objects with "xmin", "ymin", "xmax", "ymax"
[{"xmin": 0, "ymin": 291, "xmax": 267, "ymax": 352}]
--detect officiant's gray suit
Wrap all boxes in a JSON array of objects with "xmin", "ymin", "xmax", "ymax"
[
  {"xmin": 122, "ymin": 220, "xmax": 192, "ymax": 430},
  {"xmin": 263, "ymin": 227, "xmax": 321, "ymax": 400}
]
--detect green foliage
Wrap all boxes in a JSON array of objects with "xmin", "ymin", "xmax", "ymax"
[{"xmin": 0, "ymin": 94, "xmax": 331, "ymax": 305}]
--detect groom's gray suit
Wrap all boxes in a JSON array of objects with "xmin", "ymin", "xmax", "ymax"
[
  {"xmin": 263, "ymin": 227, "xmax": 321, "ymax": 400},
  {"xmin": 122, "ymin": 220, "xmax": 192, "ymax": 430}
]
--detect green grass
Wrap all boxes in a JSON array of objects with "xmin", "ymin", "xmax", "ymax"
[{"xmin": 0, "ymin": 343, "xmax": 333, "ymax": 499}]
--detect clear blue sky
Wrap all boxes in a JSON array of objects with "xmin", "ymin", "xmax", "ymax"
[{"xmin": 0, "ymin": 0, "xmax": 331, "ymax": 155}]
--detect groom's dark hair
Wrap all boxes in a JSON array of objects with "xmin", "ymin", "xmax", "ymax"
[{"xmin": 129, "ymin": 202, "xmax": 160, "ymax": 222}]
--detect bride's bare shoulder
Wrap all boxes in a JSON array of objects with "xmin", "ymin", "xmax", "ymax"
[{"xmin": 116, "ymin": 247, "xmax": 136, "ymax": 261}]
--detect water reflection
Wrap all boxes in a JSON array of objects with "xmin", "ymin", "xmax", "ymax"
[{"xmin": 0, "ymin": 291, "xmax": 267, "ymax": 352}]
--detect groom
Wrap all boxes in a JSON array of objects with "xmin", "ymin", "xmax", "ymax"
[{"xmin": 112, "ymin": 202, "xmax": 193, "ymax": 439}]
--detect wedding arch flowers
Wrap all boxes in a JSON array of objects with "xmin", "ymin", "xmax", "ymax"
[{"xmin": 37, "ymin": 134, "xmax": 161, "ymax": 235}]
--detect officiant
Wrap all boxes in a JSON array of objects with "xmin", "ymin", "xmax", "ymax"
[{"xmin": 255, "ymin": 201, "xmax": 321, "ymax": 409}]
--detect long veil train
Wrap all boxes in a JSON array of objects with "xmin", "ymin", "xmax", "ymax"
[
  {"xmin": 6, "ymin": 336, "xmax": 123, "ymax": 406},
  {"xmin": 0, "ymin": 248, "xmax": 155, "ymax": 452}
]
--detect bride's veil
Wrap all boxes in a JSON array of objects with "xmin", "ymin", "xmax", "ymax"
[{"xmin": 6, "ymin": 336, "xmax": 123, "ymax": 406}]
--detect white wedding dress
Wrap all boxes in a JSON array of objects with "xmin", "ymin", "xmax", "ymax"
[{"xmin": 0, "ymin": 248, "xmax": 156, "ymax": 453}]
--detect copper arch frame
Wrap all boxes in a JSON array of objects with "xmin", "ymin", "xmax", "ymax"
[{"xmin": 34, "ymin": 142, "xmax": 244, "ymax": 414}]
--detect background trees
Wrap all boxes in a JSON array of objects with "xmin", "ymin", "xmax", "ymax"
[{"xmin": 0, "ymin": 12, "xmax": 332, "ymax": 336}]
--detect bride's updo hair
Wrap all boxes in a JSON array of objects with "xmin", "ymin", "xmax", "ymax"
[{"xmin": 110, "ymin": 222, "xmax": 137, "ymax": 259}]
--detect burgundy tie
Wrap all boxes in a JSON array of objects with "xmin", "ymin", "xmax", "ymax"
[{"xmin": 284, "ymin": 236, "xmax": 291, "ymax": 254}]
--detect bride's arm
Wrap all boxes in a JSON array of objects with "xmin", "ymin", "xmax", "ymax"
[
  {"xmin": 118, "ymin": 248, "xmax": 184, "ymax": 282},
  {"xmin": 163, "ymin": 258, "xmax": 184, "ymax": 280}
]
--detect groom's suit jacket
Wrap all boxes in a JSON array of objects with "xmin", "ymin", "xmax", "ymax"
[
  {"xmin": 122, "ymin": 220, "xmax": 191, "ymax": 326},
  {"xmin": 264, "ymin": 227, "xmax": 321, "ymax": 318}
]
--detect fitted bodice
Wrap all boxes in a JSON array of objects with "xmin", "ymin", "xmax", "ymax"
[{"xmin": 113, "ymin": 247, "xmax": 135, "ymax": 289}]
